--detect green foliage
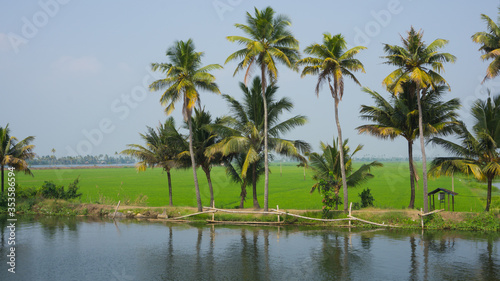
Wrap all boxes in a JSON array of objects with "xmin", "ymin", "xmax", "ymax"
[
  {"xmin": 0, "ymin": 193, "xmax": 7, "ymax": 208},
  {"xmin": 66, "ymin": 178, "xmax": 82, "ymax": 199},
  {"xmin": 459, "ymin": 213, "xmax": 500, "ymax": 232},
  {"xmin": 378, "ymin": 212, "xmax": 417, "ymax": 225},
  {"xmin": 430, "ymin": 94, "xmax": 500, "ymax": 211},
  {"xmin": 40, "ymin": 178, "xmax": 82, "ymax": 200},
  {"xmin": 472, "ymin": 12, "xmax": 500, "ymax": 81},
  {"xmin": 423, "ymin": 212, "xmax": 500, "ymax": 231},
  {"xmin": 359, "ymin": 188, "xmax": 375, "ymax": 208},
  {"xmin": 134, "ymin": 193, "xmax": 149, "ymax": 206},
  {"xmin": 0, "ymin": 124, "xmax": 36, "ymax": 193},
  {"xmin": 16, "ymin": 185, "xmax": 38, "ymax": 199},
  {"xmin": 317, "ymin": 179, "xmax": 342, "ymax": 218},
  {"xmin": 33, "ymin": 199, "xmax": 79, "ymax": 216},
  {"xmin": 308, "ymin": 138, "xmax": 381, "ymax": 214}
]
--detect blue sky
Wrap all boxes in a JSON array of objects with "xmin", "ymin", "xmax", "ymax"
[{"xmin": 1, "ymin": 0, "xmax": 499, "ymax": 159}]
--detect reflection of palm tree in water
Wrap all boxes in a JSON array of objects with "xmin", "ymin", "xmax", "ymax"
[
  {"xmin": 195, "ymin": 227, "xmax": 203, "ymax": 276},
  {"xmin": 316, "ymin": 233, "xmax": 346, "ymax": 278},
  {"xmin": 409, "ymin": 235, "xmax": 419, "ymax": 280},
  {"xmin": 207, "ymin": 225, "xmax": 215, "ymax": 281},
  {"xmin": 263, "ymin": 229, "xmax": 270, "ymax": 278},
  {"xmin": 166, "ymin": 226, "xmax": 173, "ymax": 275},
  {"xmin": 240, "ymin": 228, "xmax": 261, "ymax": 280},
  {"xmin": 480, "ymin": 238, "xmax": 499, "ymax": 280},
  {"xmin": 421, "ymin": 232, "xmax": 458, "ymax": 280}
]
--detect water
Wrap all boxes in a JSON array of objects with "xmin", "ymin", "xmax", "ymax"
[{"xmin": 1, "ymin": 216, "xmax": 499, "ymax": 281}]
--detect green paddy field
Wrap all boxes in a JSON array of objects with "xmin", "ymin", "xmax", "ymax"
[{"xmin": 14, "ymin": 162, "xmax": 498, "ymax": 212}]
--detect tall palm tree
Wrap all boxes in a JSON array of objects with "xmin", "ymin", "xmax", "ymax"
[
  {"xmin": 51, "ymin": 148, "xmax": 56, "ymax": 167},
  {"xmin": 297, "ymin": 33, "xmax": 366, "ymax": 213},
  {"xmin": 358, "ymin": 84, "xmax": 460, "ymax": 208},
  {"xmin": 149, "ymin": 39, "xmax": 222, "ymax": 212},
  {"xmin": 121, "ymin": 118, "xmax": 186, "ymax": 206},
  {"xmin": 308, "ymin": 138, "xmax": 382, "ymax": 210},
  {"xmin": 0, "ymin": 124, "xmax": 35, "ymax": 194},
  {"xmin": 185, "ymin": 108, "xmax": 227, "ymax": 207},
  {"xmin": 206, "ymin": 77, "xmax": 310, "ymax": 209},
  {"xmin": 226, "ymin": 6, "xmax": 300, "ymax": 211},
  {"xmin": 382, "ymin": 27, "xmax": 456, "ymax": 212},
  {"xmin": 430, "ymin": 94, "xmax": 500, "ymax": 211},
  {"xmin": 472, "ymin": 9, "xmax": 500, "ymax": 82}
]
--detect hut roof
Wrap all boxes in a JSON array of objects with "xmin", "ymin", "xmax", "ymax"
[{"xmin": 427, "ymin": 188, "xmax": 458, "ymax": 196}]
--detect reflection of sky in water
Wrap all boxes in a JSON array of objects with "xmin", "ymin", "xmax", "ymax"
[{"xmin": 1, "ymin": 217, "xmax": 498, "ymax": 281}]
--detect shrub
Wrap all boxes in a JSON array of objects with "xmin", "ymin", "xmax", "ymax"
[
  {"xmin": 359, "ymin": 188, "xmax": 375, "ymax": 208},
  {"xmin": 39, "ymin": 178, "xmax": 82, "ymax": 200},
  {"xmin": 65, "ymin": 178, "xmax": 82, "ymax": 199},
  {"xmin": 459, "ymin": 213, "xmax": 500, "ymax": 231}
]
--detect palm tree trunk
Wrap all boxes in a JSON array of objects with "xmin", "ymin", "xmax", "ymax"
[
  {"xmin": 167, "ymin": 170, "xmax": 173, "ymax": 206},
  {"xmin": 252, "ymin": 164, "xmax": 260, "ymax": 209},
  {"xmin": 262, "ymin": 66, "xmax": 270, "ymax": 212},
  {"xmin": 203, "ymin": 166, "xmax": 215, "ymax": 208},
  {"xmin": 486, "ymin": 177, "xmax": 492, "ymax": 212},
  {"xmin": 334, "ymin": 95, "xmax": 348, "ymax": 213},
  {"xmin": 188, "ymin": 117, "xmax": 203, "ymax": 212},
  {"xmin": 408, "ymin": 140, "xmax": 416, "ymax": 209},
  {"xmin": 239, "ymin": 184, "xmax": 246, "ymax": 208},
  {"xmin": 416, "ymin": 90, "xmax": 429, "ymax": 213},
  {"xmin": 1, "ymin": 165, "xmax": 4, "ymax": 194}
]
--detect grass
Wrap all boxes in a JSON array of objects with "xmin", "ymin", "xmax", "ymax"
[{"xmin": 13, "ymin": 162, "xmax": 498, "ymax": 212}]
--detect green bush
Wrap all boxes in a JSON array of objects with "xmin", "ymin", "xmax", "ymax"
[
  {"xmin": 459, "ymin": 213, "xmax": 500, "ymax": 231},
  {"xmin": 16, "ymin": 185, "xmax": 38, "ymax": 199},
  {"xmin": 40, "ymin": 178, "xmax": 82, "ymax": 200},
  {"xmin": 317, "ymin": 179, "xmax": 342, "ymax": 218},
  {"xmin": 359, "ymin": 188, "xmax": 375, "ymax": 208}
]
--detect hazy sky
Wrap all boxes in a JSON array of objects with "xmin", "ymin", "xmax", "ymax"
[{"xmin": 1, "ymin": 0, "xmax": 499, "ymax": 159}]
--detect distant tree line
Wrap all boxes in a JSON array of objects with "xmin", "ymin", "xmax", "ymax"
[{"xmin": 27, "ymin": 154, "xmax": 136, "ymax": 166}]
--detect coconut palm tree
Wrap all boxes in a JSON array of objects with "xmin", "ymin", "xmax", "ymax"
[
  {"xmin": 0, "ymin": 124, "xmax": 35, "ymax": 194},
  {"xmin": 430, "ymin": 94, "xmax": 500, "ymax": 211},
  {"xmin": 358, "ymin": 84, "xmax": 460, "ymax": 208},
  {"xmin": 226, "ymin": 6, "xmax": 300, "ymax": 211},
  {"xmin": 297, "ymin": 33, "xmax": 366, "ymax": 213},
  {"xmin": 472, "ymin": 9, "xmax": 500, "ymax": 82},
  {"xmin": 308, "ymin": 138, "xmax": 382, "ymax": 210},
  {"xmin": 149, "ymin": 39, "xmax": 222, "ymax": 212},
  {"xmin": 382, "ymin": 27, "xmax": 456, "ymax": 212},
  {"xmin": 121, "ymin": 118, "xmax": 186, "ymax": 206},
  {"xmin": 51, "ymin": 148, "xmax": 56, "ymax": 167},
  {"xmin": 206, "ymin": 77, "xmax": 310, "ymax": 209},
  {"xmin": 184, "ymin": 108, "xmax": 227, "ymax": 208}
]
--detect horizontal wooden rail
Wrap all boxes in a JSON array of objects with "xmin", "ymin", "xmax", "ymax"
[
  {"xmin": 162, "ymin": 205, "xmax": 403, "ymax": 228},
  {"xmin": 418, "ymin": 209, "xmax": 444, "ymax": 217}
]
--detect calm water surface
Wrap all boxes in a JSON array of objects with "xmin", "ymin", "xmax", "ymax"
[{"xmin": 0, "ymin": 215, "xmax": 499, "ymax": 280}]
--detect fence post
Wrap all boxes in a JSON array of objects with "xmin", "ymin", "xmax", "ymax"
[
  {"xmin": 212, "ymin": 200, "xmax": 215, "ymax": 222},
  {"xmin": 277, "ymin": 205, "xmax": 280, "ymax": 223},
  {"xmin": 420, "ymin": 208, "xmax": 424, "ymax": 229},
  {"xmin": 112, "ymin": 200, "xmax": 121, "ymax": 219}
]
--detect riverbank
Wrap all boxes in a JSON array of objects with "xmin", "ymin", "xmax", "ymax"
[{"xmin": 6, "ymin": 199, "xmax": 499, "ymax": 232}]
